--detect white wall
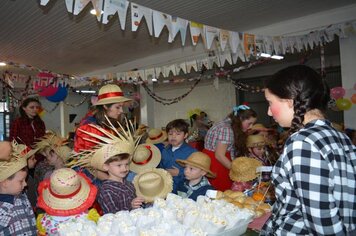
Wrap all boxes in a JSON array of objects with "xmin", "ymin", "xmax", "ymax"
[
  {"xmin": 152, "ymin": 79, "xmax": 236, "ymax": 129},
  {"xmin": 40, "ymin": 93, "xmax": 90, "ymax": 136},
  {"xmin": 339, "ymin": 34, "xmax": 356, "ymax": 130}
]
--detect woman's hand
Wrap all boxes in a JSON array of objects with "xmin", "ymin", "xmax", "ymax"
[{"xmin": 215, "ymin": 142, "xmax": 232, "ymax": 169}]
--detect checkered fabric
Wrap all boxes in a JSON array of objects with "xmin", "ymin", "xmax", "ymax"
[{"xmin": 261, "ymin": 120, "xmax": 356, "ymax": 235}]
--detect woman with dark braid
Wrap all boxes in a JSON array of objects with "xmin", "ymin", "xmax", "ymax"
[{"xmin": 261, "ymin": 65, "xmax": 356, "ymax": 235}]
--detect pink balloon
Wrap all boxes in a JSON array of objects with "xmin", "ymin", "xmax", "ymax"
[
  {"xmin": 330, "ymin": 87, "xmax": 345, "ymax": 100},
  {"xmin": 34, "ymin": 84, "xmax": 59, "ymax": 97}
]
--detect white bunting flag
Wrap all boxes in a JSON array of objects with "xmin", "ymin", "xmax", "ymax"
[
  {"xmin": 263, "ymin": 36, "xmax": 274, "ymax": 55},
  {"xmin": 219, "ymin": 51, "xmax": 232, "ymax": 66},
  {"xmin": 168, "ymin": 17, "xmax": 188, "ymax": 45},
  {"xmin": 204, "ymin": 25, "xmax": 219, "ymax": 50},
  {"xmin": 186, "ymin": 60, "xmax": 198, "ymax": 73},
  {"xmin": 131, "ymin": 3, "xmax": 153, "ymax": 36},
  {"xmin": 281, "ymin": 37, "xmax": 290, "ymax": 54},
  {"xmin": 164, "ymin": 64, "xmax": 176, "ymax": 76},
  {"xmin": 73, "ymin": 0, "xmax": 90, "ymax": 15},
  {"xmin": 153, "ymin": 10, "xmax": 172, "ymax": 38},
  {"xmin": 40, "ymin": 0, "xmax": 50, "ymax": 6},
  {"xmin": 175, "ymin": 62, "xmax": 187, "ymax": 74},
  {"xmin": 197, "ymin": 58, "xmax": 209, "ymax": 70},
  {"xmin": 273, "ymin": 36, "xmax": 283, "ymax": 55},
  {"xmin": 190, "ymin": 21, "xmax": 204, "ymax": 46},
  {"xmin": 229, "ymin": 31, "xmax": 239, "ymax": 53},
  {"xmin": 116, "ymin": 72, "xmax": 126, "ymax": 81},
  {"xmin": 219, "ymin": 30, "xmax": 229, "ymax": 51},
  {"xmin": 255, "ymin": 35, "xmax": 265, "ymax": 54},
  {"xmin": 65, "ymin": 0, "xmax": 74, "ymax": 13},
  {"xmin": 144, "ymin": 68, "xmax": 155, "ymax": 84},
  {"xmin": 92, "ymin": 0, "xmax": 104, "ymax": 22},
  {"xmin": 207, "ymin": 54, "xmax": 220, "ymax": 68},
  {"xmin": 102, "ymin": 0, "xmax": 129, "ymax": 29}
]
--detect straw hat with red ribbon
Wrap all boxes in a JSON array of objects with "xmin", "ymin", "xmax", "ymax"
[
  {"xmin": 130, "ymin": 143, "xmax": 161, "ymax": 174},
  {"xmin": 37, "ymin": 168, "xmax": 97, "ymax": 216},
  {"xmin": 145, "ymin": 128, "xmax": 167, "ymax": 144},
  {"xmin": 68, "ymin": 116, "xmax": 140, "ymax": 171},
  {"xmin": 95, "ymin": 84, "xmax": 131, "ymax": 106}
]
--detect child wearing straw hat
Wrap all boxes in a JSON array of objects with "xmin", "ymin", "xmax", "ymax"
[
  {"xmin": 36, "ymin": 168, "xmax": 98, "ymax": 236},
  {"xmin": 74, "ymin": 84, "xmax": 132, "ymax": 181},
  {"xmin": 146, "ymin": 128, "xmax": 168, "ymax": 152},
  {"xmin": 0, "ymin": 142, "xmax": 39, "ymax": 235},
  {"xmin": 176, "ymin": 152, "xmax": 216, "ymax": 201}
]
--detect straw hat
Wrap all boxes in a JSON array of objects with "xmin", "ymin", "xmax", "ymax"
[
  {"xmin": 176, "ymin": 152, "xmax": 216, "ymax": 178},
  {"xmin": 133, "ymin": 168, "xmax": 173, "ymax": 203},
  {"xmin": 130, "ymin": 144, "xmax": 161, "ymax": 174},
  {"xmin": 246, "ymin": 135, "xmax": 266, "ymax": 148},
  {"xmin": 95, "ymin": 84, "xmax": 131, "ymax": 106},
  {"xmin": 251, "ymin": 123, "xmax": 270, "ymax": 132},
  {"xmin": 37, "ymin": 168, "xmax": 97, "ymax": 216},
  {"xmin": 68, "ymin": 117, "xmax": 139, "ymax": 171},
  {"xmin": 229, "ymin": 157, "xmax": 262, "ymax": 182},
  {"xmin": 0, "ymin": 141, "xmax": 36, "ymax": 181},
  {"xmin": 34, "ymin": 132, "xmax": 71, "ymax": 162},
  {"xmin": 146, "ymin": 128, "xmax": 167, "ymax": 144}
]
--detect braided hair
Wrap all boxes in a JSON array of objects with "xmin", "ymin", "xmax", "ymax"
[{"xmin": 266, "ymin": 65, "xmax": 330, "ymax": 133}]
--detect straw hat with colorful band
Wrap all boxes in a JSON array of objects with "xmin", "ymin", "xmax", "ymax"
[
  {"xmin": 68, "ymin": 116, "xmax": 139, "ymax": 171},
  {"xmin": 229, "ymin": 157, "xmax": 262, "ymax": 182},
  {"xmin": 133, "ymin": 168, "xmax": 173, "ymax": 203},
  {"xmin": 37, "ymin": 168, "xmax": 97, "ymax": 216},
  {"xmin": 95, "ymin": 84, "xmax": 132, "ymax": 106},
  {"xmin": 176, "ymin": 152, "xmax": 216, "ymax": 178},
  {"xmin": 246, "ymin": 135, "xmax": 266, "ymax": 148},
  {"xmin": 146, "ymin": 128, "xmax": 167, "ymax": 144},
  {"xmin": 130, "ymin": 144, "xmax": 161, "ymax": 174}
]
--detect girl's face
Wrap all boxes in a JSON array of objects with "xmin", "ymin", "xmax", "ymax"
[
  {"xmin": 105, "ymin": 102, "xmax": 124, "ymax": 120},
  {"xmin": 22, "ymin": 101, "xmax": 40, "ymax": 119},
  {"xmin": 265, "ymin": 89, "xmax": 294, "ymax": 128},
  {"xmin": 249, "ymin": 146, "xmax": 265, "ymax": 158},
  {"xmin": 241, "ymin": 117, "xmax": 257, "ymax": 132}
]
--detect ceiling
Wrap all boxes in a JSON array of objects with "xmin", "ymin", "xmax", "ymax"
[{"xmin": 0, "ymin": 0, "xmax": 355, "ymax": 76}]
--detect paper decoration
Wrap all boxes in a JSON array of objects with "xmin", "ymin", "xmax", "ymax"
[
  {"xmin": 186, "ymin": 60, "xmax": 198, "ymax": 73},
  {"xmin": 164, "ymin": 64, "xmax": 176, "ymax": 76},
  {"xmin": 103, "ymin": 0, "xmax": 129, "ymax": 29},
  {"xmin": 116, "ymin": 72, "xmax": 126, "ymax": 81},
  {"xmin": 155, "ymin": 67, "xmax": 163, "ymax": 78},
  {"xmin": 263, "ymin": 36, "xmax": 274, "ymax": 55},
  {"xmin": 219, "ymin": 30, "xmax": 229, "ymax": 51},
  {"xmin": 40, "ymin": 0, "xmax": 51, "ymax": 6},
  {"xmin": 73, "ymin": 0, "xmax": 90, "ymax": 15},
  {"xmin": 144, "ymin": 68, "xmax": 155, "ymax": 84},
  {"xmin": 131, "ymin": 3, "xmax": 153, "ymax": 35},
  {"xmin": 197, "ymin": 58, "xmax": 209, "ymax": 70},
  {"xmin": 168, "ymin": 16, "xmax": 188, "ymax": 45},
  {"xmin": 207, "ymin": 54, "xmax": 220, "ymax": 68},
  {"xmin": 204, "ymin": 25, "xmax": 219, "ymax": 50},
  {"xmin": 243, "ymin": 33, "xmax": 256, "ymax": 57},
  {"xmin": 255, "ymin": 35, "xmax": 265, "ymax": 54},
  {"xmin": 190, "ymin": 21, "xmax": 204, "ymax": 46},
  {"xmin": 273, "ymin": 36, "xmax": 283, "ymax": 55},
  {"xmin": 175, "ymin": 62, "xmax": 187, "ymax": 74},
  {"xmin": 153, "ymin": 10, "xmax": 172, "ymax": 38},
  {"xmin": 219, "ymin": 50, "xmax": 232, "ymax": 66},
  {"xmin": 65, "ymin": 0, "xmax": 74, "ymax": 13}
]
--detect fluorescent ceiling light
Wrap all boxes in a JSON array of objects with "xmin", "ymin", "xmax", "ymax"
[
  {"xmin": 76, "ymin": 90, "xmax": 96, "ymax": 94},
  {"xmin": 0, "ymin": 62, "xmax": 7, "ymax": 66},
  {"xmin": 259, "ymin": 53, "xmax": 271, "ymax": 58},
  {"xmin": 271, "ymin": 55, "xmax": 284, "ymax": 60}
]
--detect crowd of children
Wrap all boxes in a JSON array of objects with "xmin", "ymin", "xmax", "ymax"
[{"xmin": 2, "ymin": 66, "xmax": 355, "ymax": 235}]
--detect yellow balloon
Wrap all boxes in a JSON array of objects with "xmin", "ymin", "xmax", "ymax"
[{"xmin": 336, "ymin": 98, "xmax": 352, "ymax": 111}]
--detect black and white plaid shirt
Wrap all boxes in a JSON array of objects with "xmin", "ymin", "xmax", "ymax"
[{"xmin": 261, "ymin": 119, "xmax": 356, "ymax": 235}]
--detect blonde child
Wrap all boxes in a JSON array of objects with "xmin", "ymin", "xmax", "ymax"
[
  {"xmin": 176, "ymin": 152, "xmax": 216, "ymax": 200},
  {"xmin": 0, "ymin": 142, "xmax": 38, "ymax": 235}
]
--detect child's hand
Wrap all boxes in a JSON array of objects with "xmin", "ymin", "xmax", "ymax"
[
  {"xmin": 131, "ymin": 196, "xmax": 145, "ymax": 209},
  {"xmin": 27, "ymin": 155, "xmax": 37, "ymax": 169},
  {"xmin": 167, "ymin": 166, "xmax": 179, "ymax": 176}
]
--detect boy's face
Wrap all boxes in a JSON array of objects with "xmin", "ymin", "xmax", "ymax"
[
  {"xmin": 184, "ymin": 164, "xmax": 206, "ymax": 181},
  {"xmin": 0, "ymin": 170, "xmax": 27, "ymax": 195},
  {"xmin": 103, "ymin": 159, "xmax": 130, "ymax": 181},
  {"xmin": 167, "ymin": 129, "xmax": 188, "ymax": 147}
]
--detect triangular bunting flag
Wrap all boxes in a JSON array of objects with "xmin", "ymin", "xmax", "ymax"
[
  {"xmin": 40, "ymin": 0, "xmax": 51, "ymax": 6},
  {"xmin": 168, "ymin": 16, "xmax": 188, "ymax": 45},
  {"xmin": 175, "ymin": 62, "xmax": 187, "ymax": 74},
  {"xmin": 229, "ymin": 31, "xmax": 239, "ymax": 53},
  {"xmin": 204, "ymin": 25, "xmax": 219, "ymax": 50},
  {"xmin": 243, "ymin": 33, "xmax": 256, "ymax": 57},
  {"xmin": 102, "ymin": 0, "xmax": 129, "ymax": 29},
  {"xmin": 219, "ymin": 30, "xmax": 229, "ymax": 51},
  {"xmin": 153, "ymin": 10, "xmax": 172, "ymax": 38},
  {"xmin": 186, "ymin": 60, "xmax": 198, "ymax": 73},
  {"xmin": 219, "ymin": 51, "xmax": 232, "ymax": 66},
  {"xmin": 190, "ymin": 21, "xmax": 204, "ymax": 46},
  {"xmin": 73, "ymin": 0, "xmax": 90, "ymax": 15},
  {"xmin": 131, "ymin": 3, "xmax": 153, "ymax": 36}
]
